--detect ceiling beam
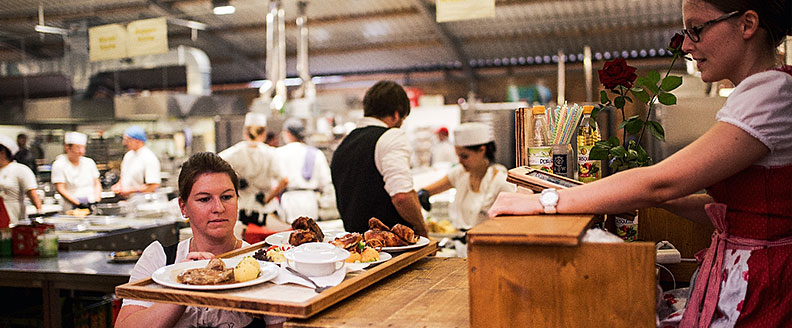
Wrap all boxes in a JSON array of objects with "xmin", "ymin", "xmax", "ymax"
[{"xmin": 407, "ymin": 0, "xmax": 478, "ymax": 92}]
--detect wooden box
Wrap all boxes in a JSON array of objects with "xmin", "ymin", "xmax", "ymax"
[{"xmin": 467, "ymin": 215, "xmax": 656, "ymax": 327}]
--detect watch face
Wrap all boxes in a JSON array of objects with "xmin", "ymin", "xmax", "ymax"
[{"xmin": 540, "ymin": 190, "xmax": 559, "ymax": 205}]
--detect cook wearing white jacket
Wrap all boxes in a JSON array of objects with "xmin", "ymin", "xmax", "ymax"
[
  {"xmin": 277, "ymin": 118, "xmax": 334, "ymax": 223},
  {"xmin": 219, "ymin": 112, "xmax": 288, "ymax": 236},
  {"xmin": 417, "ymin": 123, "xmax": 516, "ymax": 230},
  {"xmin": 51, "ymin": 132, "xmax": 102, "ymax": 212}
]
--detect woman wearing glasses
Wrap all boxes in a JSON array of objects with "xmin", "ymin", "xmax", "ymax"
[{"xmin": 489, "ymin": 0, "xmax": 792, "ymax": 326}]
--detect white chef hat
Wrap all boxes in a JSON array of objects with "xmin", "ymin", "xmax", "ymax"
[
  {"xmin": 244, "ymin": 112, "xmax": 268, "ymax": 127},
  {"xmin": 453, "ymin": 122, "xmax": 494, "ymax": 147},
  {"xmin": 0, "ymin": 134, "xmax": 19, "ymax": 156},
  {"xmin": 64, "ymin": 132, "xmax": 87, "ymax": 146}
]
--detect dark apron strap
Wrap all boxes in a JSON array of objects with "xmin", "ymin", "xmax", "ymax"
[{"xmin": 163, "ymin": 243, "xmax": 178, "ymax": 265}]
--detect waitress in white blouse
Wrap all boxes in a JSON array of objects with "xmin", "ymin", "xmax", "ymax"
[{"xmin": 417, "ymin": 123, "xmax": 515, "ymax": 230}]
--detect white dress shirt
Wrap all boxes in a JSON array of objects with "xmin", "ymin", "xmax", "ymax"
[{"xmin": 358, "ymin": 117, "xmax": 415, "ymax": 196}]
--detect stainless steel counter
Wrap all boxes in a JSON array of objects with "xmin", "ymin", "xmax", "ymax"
[{"xmin": 0, "ymin": 251, "xmax": 136, "ymax": 328}]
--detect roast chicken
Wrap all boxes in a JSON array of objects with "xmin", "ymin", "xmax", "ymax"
[
  {"xmin": 368, "ymin": 217, "xmax": 390, "ymax": 231},
  {"xmin": 363, "ymin": 218, "xmax": 418, "ymax": 247},
  {"xmin": 364, "ymin": 229, "xmax": 407, "ymax": 247},
  {"xmin": 289, "ymin": 216, "xmax": 325, "ymax": 246},
  {"xmin": 391, "ymin": 224, "xmax": 419, "ymax": 244}
]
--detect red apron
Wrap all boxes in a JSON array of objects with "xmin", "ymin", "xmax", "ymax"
[{"xmin": 680, "ymin": 164, "xmax": 792, "ymax": 327}]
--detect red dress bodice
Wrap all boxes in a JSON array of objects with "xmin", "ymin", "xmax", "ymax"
[{"xmin": 706, "ymin": 164, "xmax": 792, "ymax": 240}]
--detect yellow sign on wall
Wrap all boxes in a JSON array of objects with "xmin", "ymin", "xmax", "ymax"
[
  {"xmin": 127, "ymin": 17, "xmax": 169, "ymax": 57},
  {"xmin": 88, "ymin": 24, "xmax": 127, "ymax": 62},
  {"xmin": 436, "ymin": 0, "xmax": 495, "ymax": 23}
]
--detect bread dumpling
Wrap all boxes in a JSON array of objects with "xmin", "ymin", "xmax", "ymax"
[{"xmin": 234, "ymin": 257, "xmax": 260, "ymax": 282}]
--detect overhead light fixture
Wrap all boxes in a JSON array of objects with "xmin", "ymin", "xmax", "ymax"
[
  {"xmin": 34, "ymin": 4, "xmax": 69, "ymax": 36},
  {"xmin": 212, "ymin": 0, "xmax": 236, "ymax": 15},
  {"xmin": 34, "ymin": 24, "xmax": 69, "ymax": 35}
]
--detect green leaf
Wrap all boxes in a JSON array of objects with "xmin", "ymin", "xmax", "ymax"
[
  {"xmin": 646, "ymin": 121, "xmax": 665, "ymax": 142},
  {"xmin": 590, "ymin": 144, "xmax": 610, "ymax": 160},
  {"xmin": 610, "ymin": 146, "xmax": 627, "ymax": 158},
  {"xmin": 618, "ymin": 120, "xmax": 629, "ymax": 131},
  {"xmin": 658, "ymin": 93, "xmax": 677, "ymax": 105},
  {"xmin": 625, "ymin": 117, "xmax": 644, "ymax": 134},
  {"xmin": 635, "ymin": 77, "xmax": 651, "ymax": 88},
  {"xmin": 624, "ymin": 96, "xmax": 633, "ymax": 103},
  {"xmin": 614, "ymin": 96, "xmax": 625, "ymax": 109},
  {"xmin": 607, "ymin": 136, "xmax": 620, "ymax": 147},
  {"xmin": 631, "ymin": 88, "xmax": 651, "ymax": 103},
  {"xmin": 661, "ymin": 75, "xmax": 683, "ymax": 91},
  {"xmin": 600, "ymin": 90, "xmax": 609, "ymax": 104},
  {"xmin": 648, "ymin": 70, "xmax": 661, "ymax": 84}
]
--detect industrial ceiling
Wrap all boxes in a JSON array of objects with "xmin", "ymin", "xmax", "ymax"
[{"xmin": 0, "ymin": 0, "xmax": 684, "ymax": 87}]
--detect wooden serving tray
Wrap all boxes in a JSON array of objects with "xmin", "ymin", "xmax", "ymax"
[{"xmin": 115, "ymin": 239, "xmax": 437, "ymax": 318}]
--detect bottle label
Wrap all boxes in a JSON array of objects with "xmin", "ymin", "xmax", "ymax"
[
  {"xmin": 614, "ymin": 215, "xmax": 638, "ymax": 242},
  {"xmin": 528, "ymin": 146, "xmax": 553, "ymax": 173},
  {"xmin": 577, "ymin": 145, "xmax": 601, "ymax": 183}
]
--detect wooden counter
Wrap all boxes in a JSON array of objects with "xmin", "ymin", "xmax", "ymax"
[
  {"xmin": 285, "ymin": 257, "xmax": 468, "ymax": 328},
  {"xmin": 467, "ymin": 215, "xmax": 657, "ymax": 327}
]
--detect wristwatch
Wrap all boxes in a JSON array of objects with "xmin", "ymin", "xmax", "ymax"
[{"xmin": 539, "ymin": 188, "xmax": 559, "ymax": 214}]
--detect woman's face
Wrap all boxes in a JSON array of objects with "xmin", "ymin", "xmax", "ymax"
[
  {"xmin": 455, "ymin": 145, "xmax": 487, "ymax": 172},
  {"xmin": 681, "ymin": 0, "xmax": 742, "ymax": 83},
  {"xmin": 179, "ymin": 172, "xmax": 238, "ymax": 241}
]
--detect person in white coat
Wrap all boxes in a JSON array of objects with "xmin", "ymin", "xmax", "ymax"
[
  {"xmin": 417, "ymin": 122, "xmax": 515, "ymax": 230},
  {"xmin": 0, "ymin": 135, "xmax": 41, "ymax": 226},
  {"xmin": 111, "ymin": 126, "xmax": 161, "ymax": 198},
  {"xmin": 277, "ymin": 118, "xmax": 334, "ymax": 223},
  {"xmin": 219, "ymin": 112, "xmax": 288, "ymax": 236},
  {"xmin": 51, "ymin": 132, "xmax": 102, "ymax": 212}
]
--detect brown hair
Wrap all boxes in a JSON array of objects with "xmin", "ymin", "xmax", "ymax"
[
  {"xmin": 700, "ymin": 0, "xmax": 792, "ymax": 47},
  {"xmin": 363, "ymin": 80, "xmax": 411, "ymax": 119},
  {"xmin": 178, "ymin": 152, "xmax": 239, "ymax": 201},
  {"xmin": 245, "ymin": 125, "xmax": 267, "ymax": 141},
  {"xmin": 464, "ymin": 141, "xmax": 497, "ymax": 163}
]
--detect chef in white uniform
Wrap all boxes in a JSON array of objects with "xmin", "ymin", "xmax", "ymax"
[
  {"xmin": 51, "ymin": 132, "xmax": 101, "ymax": 212},
  {"xmin": 111, "ymin": 126, "xmax": 161, "ymax": 198},
  {"xmin": 0, "ymin": 134, "xmax": 41, "ymax": 226},
  {"xmin": 417, "ymin": 122, "xmax": 515, "ymax": 230},
  {"xmin": 219, "ymin": 112, "xmax": 288, "ymax": 236},
  {"xmin": 277, "ymin": 118, "xmax": 334, "ymax": 223}
]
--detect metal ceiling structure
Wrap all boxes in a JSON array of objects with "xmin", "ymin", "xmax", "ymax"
[{"xmin": 0, "ymin": 0, "xmax": 684, "ymax": 89}]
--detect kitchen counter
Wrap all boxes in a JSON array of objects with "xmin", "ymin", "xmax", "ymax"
[{"xmin": 0, "ymin": 250, "xmax": 136, "ymax": 328}]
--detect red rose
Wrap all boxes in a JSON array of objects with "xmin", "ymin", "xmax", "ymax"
[
  {"xmin": 598, "ymin": 58, "xmax": 638, "ymax": 89},
  {"xmin": 668, "ymin": 33, "xmax": 685, "ymax": 53}
]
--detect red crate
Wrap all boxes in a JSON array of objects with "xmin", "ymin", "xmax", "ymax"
[{"xmin": 12, "ymin": 224, "xmax": 55, "ymax": 256}]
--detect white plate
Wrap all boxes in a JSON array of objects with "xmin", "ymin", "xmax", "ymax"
[
  {"xmin": 380, "ymin": 236, "xmax": 431, "ymax": 252},
  {"xmin": 265, "ymin": 231, "xmax": 332, "ymax": 247},
  {"xmin": 151, "ymin": 258, "xmax": 279, "ymax": 290}
]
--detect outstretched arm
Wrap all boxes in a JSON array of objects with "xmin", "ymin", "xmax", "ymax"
[{"xmin": 489, "ymin": 123, "xmax": 768, "ymax": 219}]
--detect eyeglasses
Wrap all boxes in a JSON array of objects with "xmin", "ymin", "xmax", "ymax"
[{"xmin": 681, "ymin": 10, "xmax": 741, "ymax": 42}]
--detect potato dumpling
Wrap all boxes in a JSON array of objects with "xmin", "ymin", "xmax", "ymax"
[
  {"xmin": 234, "ymin": 257, "xmax": 260, "ymax": 282},
  {"xmin": 346, "ymin": 252, "xmax": 362, "ymax": 263},
  {"xmin": 360, "ymin": 247, "xmax": 380, "ymax": 262}
]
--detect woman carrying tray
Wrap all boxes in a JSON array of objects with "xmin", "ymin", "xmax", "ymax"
[{"xmin": 116, "ymin": 152, "xmax": 285, "ymax": 328}]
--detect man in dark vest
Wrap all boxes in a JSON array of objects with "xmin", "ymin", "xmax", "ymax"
[{"xmin": 330, "ymin": 80, "xmax": 428, "ymax": 237}]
